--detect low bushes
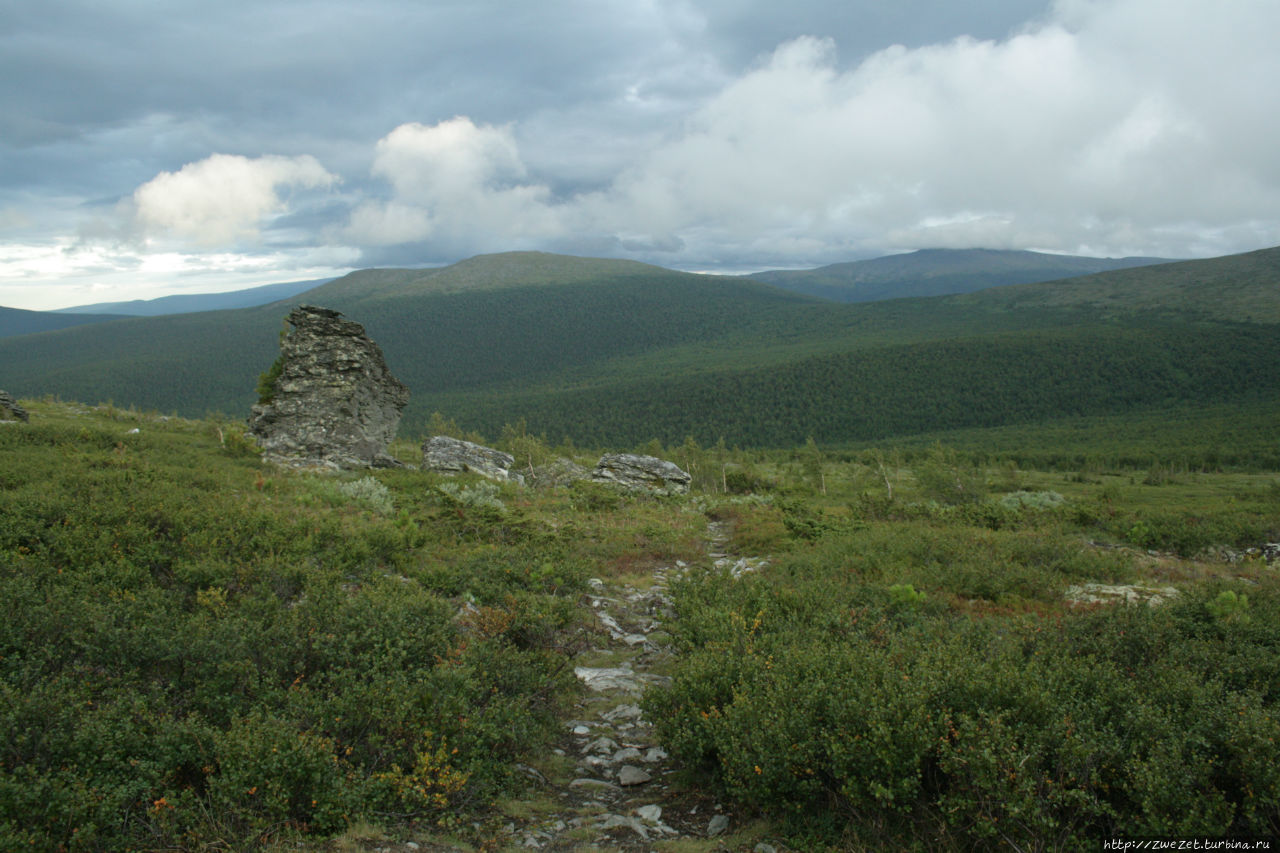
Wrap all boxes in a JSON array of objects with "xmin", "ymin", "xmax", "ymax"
[
  {"xmin": 0, "ymin": 411, "xmax": 580, "ymax": 849},
  {"xmin": 647, "ymin": 563, "xmax": 1280, "ymax": 848}
]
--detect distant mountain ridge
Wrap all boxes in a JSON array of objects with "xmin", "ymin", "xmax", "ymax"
[
  {"xmin": 0, "ymin": 305, "xmax": 126, "ymax": 338},
  {"xmin": 746, "ymin": 248, "xmax": 1173, "ymax": 303},
  {"xmin": 303, "ymin": 252, "xmax": 683, "ymax": 303},
  {"xmin": 52, "ymin": 277, "xmax": 334, "ymax": 317},
  {"xmin": 0, "ymin": 246, "xmax": 1275, "ymax": 448}
]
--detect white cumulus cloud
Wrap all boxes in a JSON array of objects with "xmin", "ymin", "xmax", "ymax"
[
  {"xmin": 132, "ymin": 153, "xmax": 337, "ymax": 247},
  {"xmin": 348, "ymin": 118, "xmax": 564, "ymax": 251},
  {"xmin": 92, "ymin": 0, "xmax": 1280, "ymax": 280},
  {"xmin": 575, "ymin": 0, "xmax": 1280, "ymax": 262}
]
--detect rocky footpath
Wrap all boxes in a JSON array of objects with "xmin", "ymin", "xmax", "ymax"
[
  {"xmin": 479, "ymin": 517, "xmax": 769, "ymax": 851},
  {"xmin": 346, "ymin": 521, "xmax": 778, "ymax": 853}
]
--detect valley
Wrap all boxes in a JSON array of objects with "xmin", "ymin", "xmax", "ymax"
[{"xmin": 0, "ymin": 246, "xmax": 1276, "ymax": 452}]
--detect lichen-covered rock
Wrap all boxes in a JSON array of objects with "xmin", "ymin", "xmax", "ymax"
[
  {"xmin": 591, "ymin": 453, "xmax": 691, "ymax": 495},
  {"xmin": 248, "ymin": 305, "xmax": 408, "ymax": 469},
  {"xmin": 1064, "ymin": 583, "xmax": 1179, "ymax": 607},
  {"xmin": 527, "ymin": 457, "xmax": 591, "ymax": 489},
  {"xmin": 1205, "ymin": 543, "xmax": 1280, "ymax": 564},
  {"xmin": 423, "ymin": 435, "xmax": 521, "ymax": 483},
  {"xmin": 0, "ymin": 391, "xmax": 28, "ymax": 422}
]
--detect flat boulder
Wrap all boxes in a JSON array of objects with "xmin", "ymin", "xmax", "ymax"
[
  {"xmin": 1065, "ymin": 583, "xmax": 1179, "ymax": 607},
  {"xmin": 0, "ymin": 391, "xmax": 28, "ymax": 423},
  {"xmin": 423, "ymin": 435, "xmax": 521, "ymax": 483},
  {"xmin": 248, "ymin": 305, "xmax": 409, "ymax": 470},
  {"xmin": 591, "ymin": 453, "xmax": 691, "ymax": 495}
]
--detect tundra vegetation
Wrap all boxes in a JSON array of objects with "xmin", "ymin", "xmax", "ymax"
[{"xmin": 1, "ymin": 399, "xmax": 1277, "ymax": 850}]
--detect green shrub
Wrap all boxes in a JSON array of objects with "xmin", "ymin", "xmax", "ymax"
[
  {"xmin": 1207, "ymin": 589, "xmax": 1250, "ymax": 622},
  {"xmin": 567, "ymin": 479, "xmax": 623, "ymax": 512},
  {"xmin": 913, "ymin": 444, "xmax": 988, "ymax": 505},
  {"xmin": 255, "ymin": 355, "xmax": 285, "ymax": 405},
  {"xmin": 1119, "ymin": 511, "xmax": 1261, "ymax": 555},
  {"xmin": 337, "ymin": 475, "xmax": 395, "ymax": 516},
  {"xmin": 999, "ymin": 490, "xmax": 1066, "ymax": 511},
  {"xmin": 777, "ymin": 498, "xmax": 837, "ymax": 540},
  {"xmin": 648, "ymin": 555, "xmax": 1280, "ymax": 847},
  {"xmin": 438, "ymin": 480, "xmax": 505, "ymax": 512},
  {"xmin": 216, "ymin": 423, "xmax": 261, "ymax": 457},
  {"xmin": 0, "ymin": 407, "xmax": 580, "ymax": 847},
  {"xmin": 887, "ymin": 582, "xmax": 927, "ymax": 610},
  {"xmin": 723, "ymin": 465, "xmax": 775, "ymax": 494},
  {"xmin": 205, "ymin": 711, "xmax": 353, "ymax": 838}
]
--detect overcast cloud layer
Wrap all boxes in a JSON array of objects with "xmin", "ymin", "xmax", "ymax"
[{"xmin": 2, "ymin": 0, "xmax": 1278, "ymax": 309}]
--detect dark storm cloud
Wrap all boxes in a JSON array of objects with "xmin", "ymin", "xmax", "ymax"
[
  {"xmin": 1, "ymin": 1, "xmax": 728, "ymax": 182},
  {"xmin": 2, "ymin": 0, "xmax": 1050, "ymax": 195},
  {"xmin": 690, "ymin": 0, "xmax": 1052, "ymax": 65}
]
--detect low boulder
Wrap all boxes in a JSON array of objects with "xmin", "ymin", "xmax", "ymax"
[
  {"xmin": 423, "ymin": 435, "xmax": 522, "ymax": 483},
  {"xmin": 527, "ymin": 457, "xmax": 591, "ymax": 489},
  {"xmin": 1065, "ymin": 583, "xmax": 1179, "ymax": 607},
  {"xmin": 591, "ymin": 453, "xmax": 691, "ymax": 495},
  {"xmin": 0, "ymin": 391, "xmax": 28, "ymax": 423},
  {"xmin": 1206, "ymin": 543, "xmax": 1280, "ymax": 564}
]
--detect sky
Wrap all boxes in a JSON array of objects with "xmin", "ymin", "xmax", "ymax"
[{"xmin": 2, "ymin": 0, "xmax": 1279, "ymax": 311}]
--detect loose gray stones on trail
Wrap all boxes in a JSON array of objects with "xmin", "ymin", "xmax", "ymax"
[
  {"xmin": 487, "ymin": 521, "xmax": 741, "ymax": 850},
  {"xmin": 617, "ymin": 765, "xmax": 652, "ymax": 786},
  {"xmin": 573, "ymin": 666, "xmax": 669, "ymax": 694},
  {"xmin": 636, "ymin": 804, "xmax": 662, "ymax": 823},
  {"xmin": 248, "ymin": 305, "xmax": 408, "ymax": 470}
]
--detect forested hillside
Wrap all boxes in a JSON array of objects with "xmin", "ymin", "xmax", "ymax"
[
  {"xmin": 0, "ymin": 258, "xmax": 818, "ymax": 418},
  {"xmin": 52, "ymin": 277, "xmax": 332, "ymax": 317},
  {"xmin": 435, "ymin": 320, "xmax": 1279, "ymax": 447},
  {"xmin": 747, "ymin": 247, "xmax": 1170, "ymax": 302},
  {"xmin": 966, "ymin": 244, "xmax": 1280, "ymax": 322},
  {"xmin": 0, "ymin": 305, "xmax": 129, "ymax": 339},
  {"xmin": 0, "ymin": 248, "xmax": 1276, "ymax": 449}
]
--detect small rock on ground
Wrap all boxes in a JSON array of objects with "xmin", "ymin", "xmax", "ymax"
[{"xmin": 617, "ymin": 765, "xmax": 652, "ymax": 786}]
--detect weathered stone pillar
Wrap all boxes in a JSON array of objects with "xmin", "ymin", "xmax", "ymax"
[{"xmin": 248, "ymin": 305, "xmax": 409, "ymax": 469}]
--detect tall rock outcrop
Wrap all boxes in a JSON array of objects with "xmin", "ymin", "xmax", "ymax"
[
  {"xmin": 0, "ymin": 391, "xmax": 28, "ymax": 422},
  {"xmin": 248, "ymin": 305, "xmax": 409, "ymax": 469}
]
